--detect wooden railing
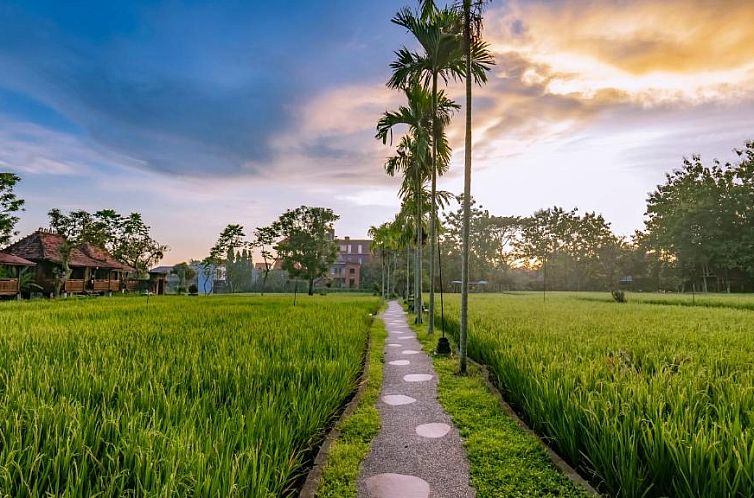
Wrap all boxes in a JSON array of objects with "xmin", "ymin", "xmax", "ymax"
[
  {"xmin": 65, "ymin": 279, "xmax": 121, "ymax": 293},
  {"xmin": 0, "ymin": 279, "xmax": 18, "ymax": 295}
]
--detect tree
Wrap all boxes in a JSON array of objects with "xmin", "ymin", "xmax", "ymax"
[
  {"xmin": 443, "ymin": 196, "xmax": 520, "ymax": 285},
  {"xmin": 198, "ymin": 256, "xmax": 218, "ymax": 295},
  {"xmin": 253, "ymin": 225, "xmax": 280, "ymax": 295},
  {"xmin": 459, "ymin": 0, "xmax": 494, "ymax": 373},
  {"xmin": 389, "ymin": 1, "xmax": 490, "ymax": 334},
  {"xmin": 377, "ymin": 84, "xmax": 457, "ymax": 322},
  {"xmin": 272, "ymin": 206, "xmax": 339, "ymax": 296},
  {"xmin": 210, "ymin": 224, "xmax": 248, "ymax": 293},
  {"xmin": 47, "ymin": 209, "xmax": 93, "ymax": 296},
  {"xmin": 171, "ymin": 262, "xmax": 196, "ymax": 294},
  {"xmin": 643, "ymin": 141, "xmax": 754, "ymax": 292},
  {"xmin": 52, "ymin": 208, "xmax": 167, "ymax": 277},
  {"xmin": 0, "ymin": 173, "xmax": 24, "ymax": 247},
  {"xmin": 109, "ymin": 213, "xmax": 167, "ymax": 276}
]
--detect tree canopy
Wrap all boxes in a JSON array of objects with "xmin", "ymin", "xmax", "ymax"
[
  {"xmin": 271, "ymin": 206, "xmax": 339, "ymax": 295},
  {"xmin": 0, "ymin": 173, "xmax": 24, "ymax": 247}
]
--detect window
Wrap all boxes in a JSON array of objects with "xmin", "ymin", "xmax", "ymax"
[
  {"xmin": 349, "ymin": 268, "xmax": 355, "ymax": 274},
  {"xmin": 340, "ymin": 245, "xmax": 346, "ymax": 252},
  {"xmin": 358, "ymin": 244, "xmax": 362, "ymax": 253},
  {"xmin": 347, "ymin": 244, "xmax": 352, "ymax": 253}
]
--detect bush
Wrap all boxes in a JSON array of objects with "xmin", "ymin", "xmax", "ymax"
[
  {"xmin": 188, "ymin": 284, "xmax": 198, "ymax": 295},
  {"xmin": 611, "ymin": 289, "xmax": 627, "ymax": 303}
]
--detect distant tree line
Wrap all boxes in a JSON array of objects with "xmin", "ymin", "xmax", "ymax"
[{"xmin": 438, "ymin": 140, "xmax": 754, "ymax": 293}]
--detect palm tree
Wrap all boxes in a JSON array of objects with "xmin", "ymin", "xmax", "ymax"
[
  {"xmin": 369, "ymin": 223, "xmax": 389, "ymax": 299},
  {"xmin": 459, "ymin": 0, "xmax": 494, "ymax": 373},
  {"xmin": 383, "ymin": 136, "xmax": 428, "ymax": 319},
  {"xmin": 389, "ymin": 2, "xmax": 490, "ymax": 335},
  {"xmin": 389, "ymin": 3, "xmax": 461, "ymax": 334},
  {"xmin": 378, "ymin": 84, "xmax": 456, "ymax": 322}
]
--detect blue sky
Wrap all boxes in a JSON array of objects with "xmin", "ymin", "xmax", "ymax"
[{"xmin": 2, "ymin": 0, "xmax": 753, "ymax": 264}]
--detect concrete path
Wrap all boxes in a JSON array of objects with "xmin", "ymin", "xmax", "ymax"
[{"xmin": 358, "ymin": 301, "xmax": 475, "ymax": 498}]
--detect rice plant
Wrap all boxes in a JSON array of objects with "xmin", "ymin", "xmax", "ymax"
[
  {"xmin": 0, "ymin": 295, "xmax": 378, "ymax": 497},
  {"xmin": 438, "ymin": 293, "xmax": 754, "ymax": 497}
]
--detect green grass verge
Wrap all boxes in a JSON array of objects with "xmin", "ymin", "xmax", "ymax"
[
  {"xmin": 411, "ymin": 322, "xmax": 590, "ymax": 498},
  {"xmin": 315, "ymin": 314, "xmax": 388, "ymax": 497}
]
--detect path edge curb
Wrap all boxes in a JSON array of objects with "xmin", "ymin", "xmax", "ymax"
[
  {"xmin": 465, "ymin": 355, "xmax": 602, "ymax": 497},
  {"xmin": 298, "ymin": 310, "xmax": 379, "ymax": 498}
]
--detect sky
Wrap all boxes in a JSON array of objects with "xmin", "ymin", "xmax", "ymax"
[{"xmin": 1, "ymin": 0, "xmax": 753, "ymax": 265}]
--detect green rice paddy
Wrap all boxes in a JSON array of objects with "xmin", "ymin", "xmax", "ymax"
[
  {"xmin": 0, "ymin": 295, "xmax": 379, "ymax": 497},
  {"xmin": 438, "ymin": 292, "xmax": 754, "ymax": 497}
]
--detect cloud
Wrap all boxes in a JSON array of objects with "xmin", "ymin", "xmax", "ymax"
[
  {"xmin": 0, "ymin": 118, "xmax": 143, "ymax": 176},
  {"xmin": 0, "ymin": 1, "xmax": 405, "ymax": 180},
  {"xmin": 485, "ymin": 0, "xmax": 754, "ymax": 102}
]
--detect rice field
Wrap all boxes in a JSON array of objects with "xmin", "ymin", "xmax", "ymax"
[
  {"xmin": 438, "ymin": 292, "xmax": 754, "ymax": 497},
  {"xmin": 0, "ymin": 294, "xmax": 379, "ymax": 497}
]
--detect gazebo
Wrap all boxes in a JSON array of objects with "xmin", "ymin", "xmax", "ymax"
[{"xmin": 0, "ymin": 253, "xmax": 36, "ymax": 298}]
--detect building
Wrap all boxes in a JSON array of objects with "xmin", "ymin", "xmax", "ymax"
[
  {"xmin": 329, "ymin": 236, "xmax": 373, "ymax": 289},
  {"xmin": 0, "ymin": 229, "xmax": 136, "ymax": 295},
  {"xmin": 0, "ymin": 253, "xmax": 36, "ymax": 298}
]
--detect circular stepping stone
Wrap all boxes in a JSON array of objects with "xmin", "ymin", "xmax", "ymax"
[
  {"xmin": 365, "ymin": 473, "xmax": 430, "ymax": 498},
  {"xmin": 415, "ymin": 422, "xmax": 451, "ymax": 438},
  {"xmin": 382, "ymin": 394, "xmax": 416, "ymax": 406},
  {"xmin": 403, "ymin": 374, "xmax": 433, "ymax": 382},
  {"xmin": 389, "ymin": 360, "xmax": 410, "ymax": 366},
  {"xmin": 387, "ymin": 343, "xmax": 401, "ymax": 347},
  {"xmin": 401, "ymin": 350, "xmax": 420, "ymax": 355}
]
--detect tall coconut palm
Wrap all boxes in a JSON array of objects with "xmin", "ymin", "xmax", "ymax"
[
  {"xmin": 377, "ymin": 83, "xmax": 456, "ymax": 322},
  {"xmin": 383, "ymin": 136, "xmax": 428, "ymax": 319},
  {"xmin": 459, "ymin": 0, "xmax": 493, "ymax": 373},
  {"xmin": 389, "ymin": 2, "xmax": 490, "ymax": 334}
]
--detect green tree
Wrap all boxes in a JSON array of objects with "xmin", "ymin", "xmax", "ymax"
[
  {"xmin": 253, "ymin": 225, "xmax": 280, "ymax": 295},
  {"xmin": 443, "ymin": 196, "xmax": 520, "ymax": 286},
  {"xmin": 47, "ymin": 209, "xmax": 93, "ymax": 296},
  {"xmin": 459, "ymin": 0, "xmax": 494, "ymax": 373},
  {"xmin": 644, "ymin": 141, "xmax": 754, "ymax": 292},
  {"xmin": 272, "ymin": 206, "xmax": 339, "ymax": 296},
  {"xmin": 210, "ymin": 224, "xmax": 248, "ymax": 293},
  {"xmin": 171, "ymin": 262, "xmax": 196, "ymax": 294},
  {"xmin": 377, "ymin": 83, "xmax": 456, "ymax": 322},
  {"xmin": 51, "ymin": 209, "xmax": 167, "ymax": 277},
  {"xmin": 389, "ymin": 2, "xmax": 461, "ymax": 332},
  {"xmin": 0, "ymin": 173, "xmax": 24, "ymax": 247}
]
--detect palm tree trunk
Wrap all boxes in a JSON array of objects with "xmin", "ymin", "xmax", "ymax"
[
  {"xmin": 387, "ymin": 251, "xmax": 391, "ymax": 298},
  {"xmin": 460, "ymin": 0, "xmax": 472, "ymax": 374},
  {"xmin": 406, "ymin": 245, "xmax": 410, "ymax": 301},
  {"xmin": 428, "ymin": 73, "xmax": 438, "ymax": 335},
  {"xmin": 381, "ymin": 248, "xmax": 386, "ymax": 298},
  {"xmin": 415, "ymin": 179, "xmax": 424, "ymax": 324}
]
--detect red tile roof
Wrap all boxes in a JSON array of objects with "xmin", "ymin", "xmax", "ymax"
[
  {"xmin": 2, "ymin": 230, "xmax": 135, "ymax": 272},
  {"xmin": 0, "ymin": 253, "xmax": 36, "ymax": 266}
]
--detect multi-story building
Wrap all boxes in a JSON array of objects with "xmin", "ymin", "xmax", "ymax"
[{"xmin": 329, "ymin": 236, "xmax": 373, "ymax": 289}]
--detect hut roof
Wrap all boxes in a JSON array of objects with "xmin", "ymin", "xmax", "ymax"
[
  {"xmin": 2, "ymin": 230, "xmax": 135, "ymax": 272},
  {"xmin": 0, "ymin": 252, "xmax": 36, "ymax": 266}
]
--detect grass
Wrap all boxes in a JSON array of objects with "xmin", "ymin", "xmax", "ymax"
[
  {"xmin": 574, "ymin": 290, "xmax": 754, "ymax": 311},
  {"xmin": 410, "ymin": 319, "xmax": 589, "ymax": 498},
  {"xmin": 0, "ymin": 294, "xmax": 379, "ymax": 497},
  {"xmin": 315, "ymin": 311, "xmax": 388, "ymax": 497},
  {"xmin": 436, "ymin": 293, "xmax": 754, "ymax": 497}
]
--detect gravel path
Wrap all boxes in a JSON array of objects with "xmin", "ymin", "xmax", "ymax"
[{"xmin": 358, "ymin": 301, "xmax": 475, "ymax": 498}]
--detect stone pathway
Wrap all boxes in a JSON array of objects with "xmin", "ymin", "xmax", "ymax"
[{"xmin": 358, "ymin": 301, "xmax": 474, "ymax": 498}]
